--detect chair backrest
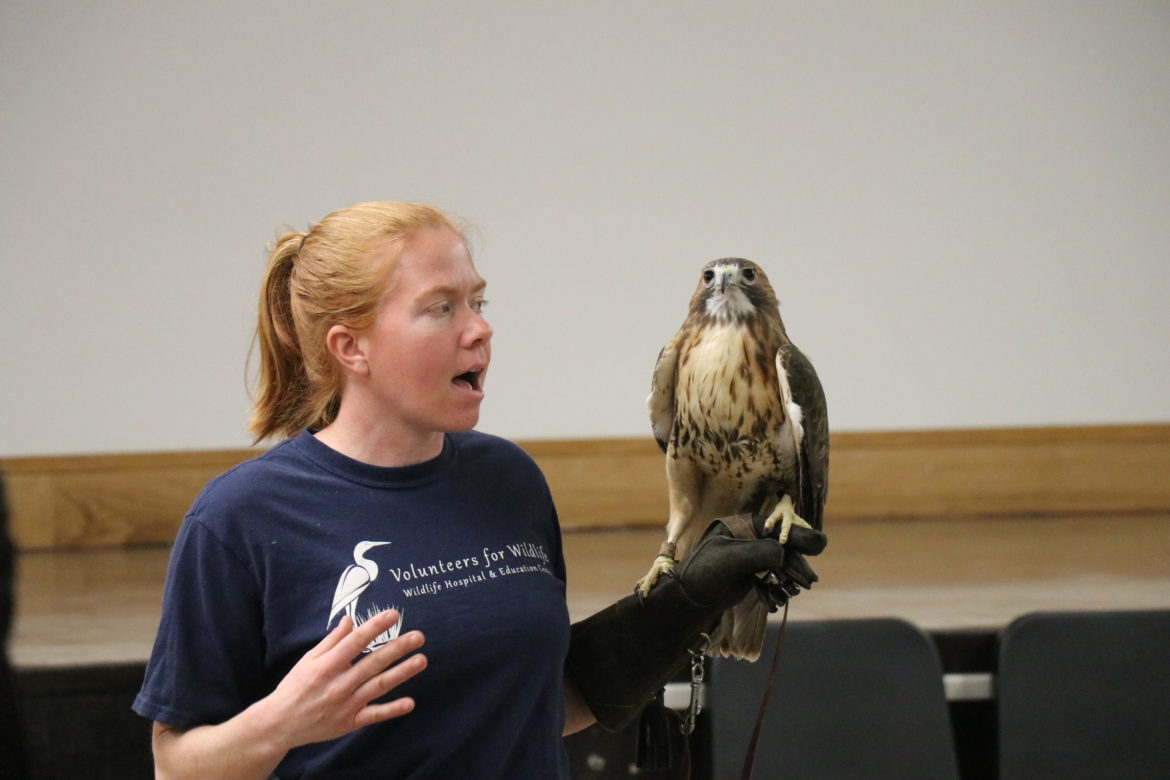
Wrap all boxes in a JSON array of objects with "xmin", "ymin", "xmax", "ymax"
[
  {"xmin": 997, "ymin": 609, "xmax": 1170, "ymax": 780},
  {"xmin": 707, "ymin": 617, "xmax": 959, "ymax": 780}
]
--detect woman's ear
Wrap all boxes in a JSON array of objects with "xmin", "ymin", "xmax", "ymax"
[{"xmin": 325, "ymin": 324, "xmax": 369, "ymax": 376}]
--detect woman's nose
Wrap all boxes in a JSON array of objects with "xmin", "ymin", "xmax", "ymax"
[{"xmin": 465, "ymin": 309, "xmax": 493, "ymax": 346}]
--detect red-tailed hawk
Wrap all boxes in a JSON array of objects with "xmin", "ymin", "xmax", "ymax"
[{"xmin": 637, "ymin": 258, "xmax": 828, "ymax": 661}]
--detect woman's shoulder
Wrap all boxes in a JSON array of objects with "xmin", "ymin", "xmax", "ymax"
[
  {"xmin": 451, "ymin": 429, "xmax": 538, "ymax": 468},
  {"xmin": 187, "ymin": 437, "xmax": 307, "ymax": 520},
  {"xmin": 450, "ymin": 430, "xmax": 552, "ymax": 488}
]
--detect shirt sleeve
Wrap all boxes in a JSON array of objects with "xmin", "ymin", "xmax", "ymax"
[
  {"xmin": 548, "ymin": 501, "xmax": 568, "ymax": 585},
  {"xmin": 133, "ymin": 516, "xmax": 266, "ymax": 729}
]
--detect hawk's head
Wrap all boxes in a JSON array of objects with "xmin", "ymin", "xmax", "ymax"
[{"xmin": 688, "ymin": 258, "xmax": 781, "ymax": 325}]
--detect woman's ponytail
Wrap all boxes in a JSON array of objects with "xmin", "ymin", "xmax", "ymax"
[{"xmin": 249, "ymin": 232, "xmax": 312, "ymax": 442}]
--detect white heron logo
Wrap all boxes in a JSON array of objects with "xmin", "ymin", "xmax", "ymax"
[{"xmin": 327, "ymin": 540, "xmax": 403, "ymax": 653}]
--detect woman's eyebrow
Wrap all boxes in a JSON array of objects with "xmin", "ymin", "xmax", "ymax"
[{"xmin": 421, "ymin": 279, "xmax": 487, "ymax": 297}]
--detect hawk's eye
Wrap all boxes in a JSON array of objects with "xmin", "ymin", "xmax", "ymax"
[
  {"xmin": 703, "ymin": 269, "xmax": 716, "ymax": 284},
  {"xmin": 742, "ymin": 268, "xmax": 757, "ymax": 283}
]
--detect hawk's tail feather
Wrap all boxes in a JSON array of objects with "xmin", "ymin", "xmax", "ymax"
[{"xmin": 709, "ymin": 591, "xmax": 769, "ymax": 662}]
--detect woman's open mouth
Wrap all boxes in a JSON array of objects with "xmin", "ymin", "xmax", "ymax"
[{"xmin": 452, "ymin": 369, "xmax": 484, "ymax": 393}]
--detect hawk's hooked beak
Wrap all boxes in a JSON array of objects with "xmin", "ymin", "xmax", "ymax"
[{"xmin": 718, "ymin": 268, "xmax": 732, "ymax": 294}]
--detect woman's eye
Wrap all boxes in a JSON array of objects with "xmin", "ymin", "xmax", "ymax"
[
  {"xmin": 430, "ymin": 303, "xmax": 453, "ymax": 316},
  {"xmin": 472, "ymin": 298, "xmax": 489, "ymax": 314}
]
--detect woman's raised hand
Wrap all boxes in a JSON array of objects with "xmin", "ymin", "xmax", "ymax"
[{"xmin": 260, "ymin": 609, "xmax": 427, "ymax": 750}]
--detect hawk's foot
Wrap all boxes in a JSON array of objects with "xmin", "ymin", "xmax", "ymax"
[
  {"xmin": 762, "ymin": 494, "xmax": 813, "ymax": 544},
  {"xmin": 636, "ymin": 553, "xmax": 677, "ymax": 598}
]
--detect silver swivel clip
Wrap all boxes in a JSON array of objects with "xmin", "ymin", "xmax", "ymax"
[{"xmin": 681, "ymin": 633, "xmax": 709, "ymax": 735}]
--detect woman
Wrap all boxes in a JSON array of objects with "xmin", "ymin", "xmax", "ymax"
[{"xmin": 134, "ymin": 202, "xmax": 820, "ymax": 778}]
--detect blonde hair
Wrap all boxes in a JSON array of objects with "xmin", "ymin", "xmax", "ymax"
[{"xmin": 250, "ymin": 201, "xmax": 466, "ymax": 442}]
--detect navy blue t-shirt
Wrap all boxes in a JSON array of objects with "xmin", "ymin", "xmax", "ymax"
[{"xmin": 134, "ymin": 430, "xmax": 571, "ymax": 779}]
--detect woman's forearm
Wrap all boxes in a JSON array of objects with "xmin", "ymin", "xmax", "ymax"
[{"xmin": 152, "ymin": 697, "xmax": 288, "ymax": 780}]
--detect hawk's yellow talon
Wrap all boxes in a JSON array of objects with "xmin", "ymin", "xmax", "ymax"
[
  {"xmin": 636, "ymin": 554, "xmax": 676, "ymax": 596},
  {"xmin": 763, "ymin": 494, "xmax": 812, "ymax": 544}
]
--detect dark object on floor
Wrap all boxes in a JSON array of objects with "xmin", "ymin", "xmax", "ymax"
[
  {"xmin": 1, "ymin": 477, "xmax": 30, "ymax": 779},
  {"xmin": 15, "ymin": 663, "xmax": 153, "ymax": 779}
]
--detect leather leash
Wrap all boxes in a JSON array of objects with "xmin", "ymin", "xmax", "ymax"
[{"xmin": 741, "ymin": 599, "xmax": 788, "ymax": 779}]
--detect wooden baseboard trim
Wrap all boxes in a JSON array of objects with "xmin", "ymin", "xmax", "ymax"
[
  {"xmin": 825, "ymin": 424, "xmax": 1170, "ymax": 521},
  {"xmin": 2, "ymin": 424, "xmax": 1167, "ymax": 550}
]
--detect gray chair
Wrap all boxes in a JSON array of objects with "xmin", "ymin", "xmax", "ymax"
[
  {"xmin": 707, "ymin": 617, "xmax": 959, "ymax": 779},
  {"xmin": 997, "ymin": 610, "xmax": 1170, "ymax": 780}
]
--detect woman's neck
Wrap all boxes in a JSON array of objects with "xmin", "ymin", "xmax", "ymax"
[{"xmin": 313, "ymin": 410, "xmax": 444, "ymax": 468}]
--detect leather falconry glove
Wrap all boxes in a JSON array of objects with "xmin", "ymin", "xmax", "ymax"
[{"xmin": 565, "ymin": 517, "xmax": 827, "ymax": 732}]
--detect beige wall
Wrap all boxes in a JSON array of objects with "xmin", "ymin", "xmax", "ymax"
[{"xmin": 2, "ymin": 1, "xmax": 1168, "ymax": 457}]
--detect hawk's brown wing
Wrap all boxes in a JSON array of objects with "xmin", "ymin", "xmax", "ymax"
[
  {"xmin": 779, "ymin": 343, "xmax": 829, "ymax": 531},
  {"xmin": 647, "ymin": 337, "xmax": 682, "ymax": 454}
]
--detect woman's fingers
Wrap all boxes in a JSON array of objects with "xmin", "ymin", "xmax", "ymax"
[
  {"xmin": 335, "ymin": 609, "xmax": 403, "ymax": 658},
  {"xmin": 305, "ymin": 608, "xmax": 396, "ymax": 665},
  {"xmin": 350, "ymin": 655, "xmax": 428, "ymax": 729},
  {"xmin": 351, "ymin": 639, "xmax": 428, "ymax": 706},
  {"xmin": 355, "ymin": 695, "xmax": 418, "ymax": 728},
  {"xmin": 303, "ymin": 615, "xmax": 356, "ymax": 661},
  {"xmin": 344, "ymin": 623, "xmax": 427, "ymax": 692},
  {"xmin": 349, "ymin": 624, "xmax": 424, "ymax": 676},
  {"xmin": 330, "ymin": 611, "xmax": 428, "ymax": 711},
  {"xmin": 330, "ymin": 618, "xmax": 428, "ymax": 729}
]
